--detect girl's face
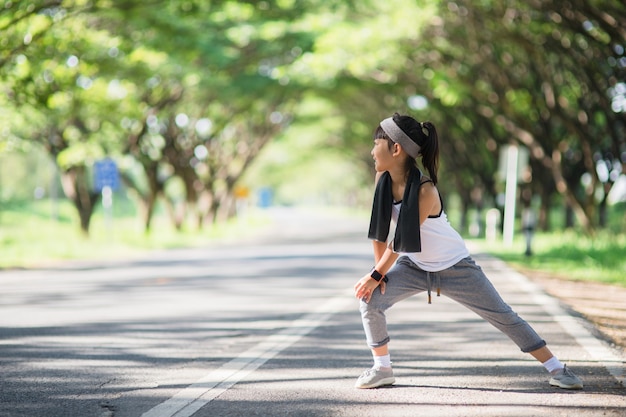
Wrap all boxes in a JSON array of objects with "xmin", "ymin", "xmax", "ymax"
[{"xmin": 371, "ymin": 138, "xmax": 396, "ymax": 172}]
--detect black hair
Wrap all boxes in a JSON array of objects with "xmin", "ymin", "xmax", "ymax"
[
  {"xmin": 373, "ymin": 125, "xmax": 391, "ymax": 141},
  {"xmin": 374, "ymin": 113, "xmax": 440, "ymax": 185}
]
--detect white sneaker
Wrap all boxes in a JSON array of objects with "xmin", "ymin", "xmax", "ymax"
[
  {"xmin": 549, "ymin": 365, "xmax": 583, "ymax": 390},
  {"xmin": 355, "ymin": 366, "xmax": 395, "ymax": 389}
]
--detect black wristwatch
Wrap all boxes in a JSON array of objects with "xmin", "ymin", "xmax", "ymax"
[{"xmin": 370, "ymin": 268, "xmax": 384, "ymax": 282}]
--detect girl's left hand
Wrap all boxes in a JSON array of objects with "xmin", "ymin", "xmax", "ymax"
[{"xmin": 354, "ymin": 273, "xmax": 386, "ymax": 302}]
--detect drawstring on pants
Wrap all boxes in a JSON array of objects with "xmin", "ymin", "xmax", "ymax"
[{"xmin": 426, "ymin": 271, "xmax": 441, "ymax": 304}]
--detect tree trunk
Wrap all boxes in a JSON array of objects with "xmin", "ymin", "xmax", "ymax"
[
  {"xmin": 565, "ymin": 204, "xmax": 575, "ymax": 229},
  {"xmin": 59, "ymin": 166, "xmax": 99, "ymax": 236},
  {"xmin": 538, "ymin": 191, "xmax": 551, "ymax": 232},
  {"xmin": 551, "ymin": 149, "xmax": 594, "ymax": 234},
  {"xmin": 598, "ymin": 195, "xmax": 608, "ymax": 228}
]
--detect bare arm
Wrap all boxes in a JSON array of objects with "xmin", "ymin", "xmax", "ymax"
[
  {"xmin": 419, "ymin": 181, "xmax": 441, "ymax": 221},
  {"xmin": 372, "ymin": 241, "xmax": 399, "ymax": 275},
  {"xmin": 372, "ymin": 240, "xmax": 386, "ymax": 264}
]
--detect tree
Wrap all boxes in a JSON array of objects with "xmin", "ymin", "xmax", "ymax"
[
  {"xmin": 108, "ymin": 0, "xmax": 312, "ymax": 230},
  {"xmin": 416, "ymin": 0, "xmax": 625, "ymax": 233},
  {"xmin": 2, "ymin": 7, "xmax": 132, "ymax": 234},
  {"xmin": 2, "ymin": 0, "xmax": 623, "ymax": 238}
]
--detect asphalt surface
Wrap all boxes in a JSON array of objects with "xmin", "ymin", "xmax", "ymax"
[{"xmin": 0, "ymin": 207, "xmax": 624, "ymax": 417}]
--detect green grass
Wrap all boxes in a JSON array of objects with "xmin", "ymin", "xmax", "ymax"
[
  {"xmin": 471, "ymin": 230, "xmax": 626, "ymax": 287},
  {"xmin": 0, "ymin": 199, "xmax": 271, "ymax": 269}
]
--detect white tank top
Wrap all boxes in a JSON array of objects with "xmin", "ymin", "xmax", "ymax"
[{"xmin": 391, "ymin": 202, "xmax": 470, "ymax": 272}]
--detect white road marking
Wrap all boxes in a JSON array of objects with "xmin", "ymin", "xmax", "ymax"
[
  {"xmin": 141, "ymin": 256, "xmax": 625, "ymax": 417},
  {"xmin": 140, "ymin": 292, "xmax": 354, "ymax": 417}
]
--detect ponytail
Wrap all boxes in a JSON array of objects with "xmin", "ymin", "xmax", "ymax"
[
  {"xmin": 392, "ymin": 114, "xmax": 440, "ymax": 185},
  {"xmin": 420, "ymin": 122, "xmax": 439, "ymax": 185}
]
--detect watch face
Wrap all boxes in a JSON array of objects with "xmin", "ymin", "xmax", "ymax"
[{"xmin": 371, "ymin": 270, "xmax": 383, "ymax": 281}]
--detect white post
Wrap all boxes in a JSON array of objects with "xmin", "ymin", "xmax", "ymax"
[
  {"xmin": 502, "ymin": 145, "xmax": 518, "ymax": 246},
  {"xmin": 102, "ymin": 185, "xmax": 113, "ymax": 239},
  {"xmin": 50, "ymin": 160, "xmax": 59, "ymax": 221},
  {"xmin": 485, "ymin": 208, "xmax": 500, "ymax": 242}
]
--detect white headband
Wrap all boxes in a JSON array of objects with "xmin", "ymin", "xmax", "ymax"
[{"xmin": 380, "ymin": 117, "xmax": 421, "ymax": 158}]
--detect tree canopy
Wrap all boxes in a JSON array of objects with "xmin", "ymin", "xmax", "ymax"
[{"xmin": 1, "ymin": 0, "xmax": 624, "ymax": 235}]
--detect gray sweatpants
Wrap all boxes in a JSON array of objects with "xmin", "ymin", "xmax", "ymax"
[{"xmin": 360, "ymin": 256, "xmax": 547, "ymax": 353}]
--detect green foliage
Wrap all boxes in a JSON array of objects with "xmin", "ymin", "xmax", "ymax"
[
  {"xmin": 240, "ymin": 91, "xmax": 373, "ymax": 206},
  {"xmin": 0, "ymin": 145, "xmax": 55, "ymax": 202},
  {"xmin": 476, "ymin": 230, "xmax": 626, "ymax": 287},
  {"xmin": 1, "ymin": 0, "xmax": 625, "ymax": 242}
]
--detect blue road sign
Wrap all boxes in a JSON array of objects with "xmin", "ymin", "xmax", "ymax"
[{"xmin": 94, "ymin": 158, "xmax": 120, "ymax": 191}]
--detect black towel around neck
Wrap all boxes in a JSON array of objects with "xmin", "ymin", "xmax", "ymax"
[{"xmin": 367, "ymin": 167, "xmax": 422, "ymax": 253}]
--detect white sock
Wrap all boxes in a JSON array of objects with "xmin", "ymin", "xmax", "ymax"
[
  {"xmin": 542, "ymin": 357, "xmax": 564, "ymax": 374},
  {"xmin": 373, "ymin": 354, "xmax": 391, "ymax": 369}
]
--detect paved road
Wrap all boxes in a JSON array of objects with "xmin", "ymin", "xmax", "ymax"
[{"xmin": 1, "ymin": 208, "xmax": 624, "ymax": 417}]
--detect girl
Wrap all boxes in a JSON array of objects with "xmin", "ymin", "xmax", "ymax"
[{"xmin": 353, "ymin": 113, "xmax": 583, "ymax": 390}]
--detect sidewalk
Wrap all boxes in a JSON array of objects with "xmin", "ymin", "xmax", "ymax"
[
  {"xmin": 194, "ymin": 245, "xmax": 626, "ymax": 417},
  {"xmin": 524, "ymin": 270, "xmax": 626, "ymax": 351}
]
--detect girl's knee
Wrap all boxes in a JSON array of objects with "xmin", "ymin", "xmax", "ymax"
[{"xmin": 359, "ymin": 292, "xmax": 386, "ymax": 314}]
